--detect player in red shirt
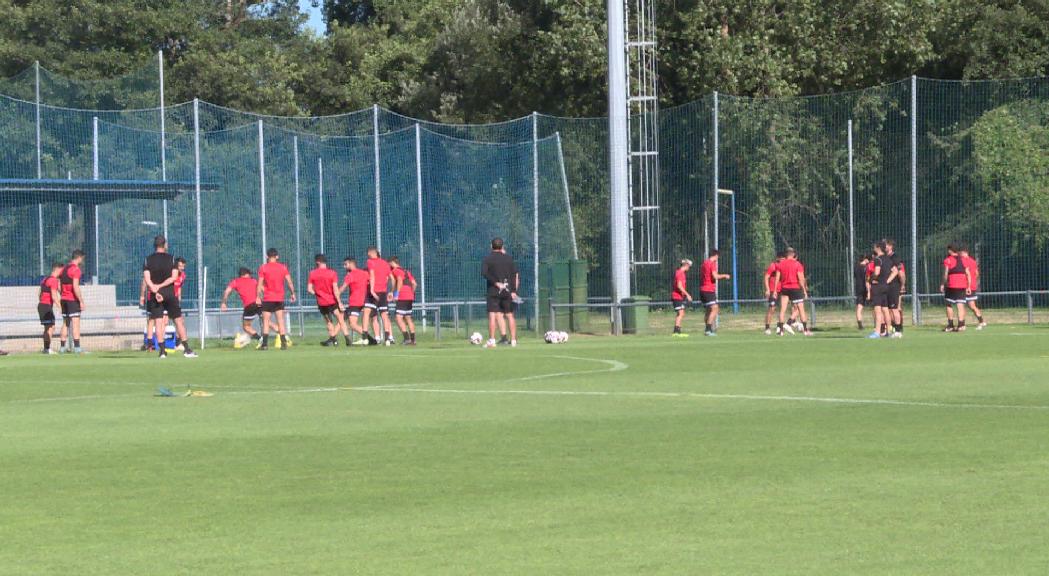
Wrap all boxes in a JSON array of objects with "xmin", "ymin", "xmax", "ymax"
[
  {"xmin": 58, "ymin": 249, "xmax": 86, "ymax": 353},
  {"xmin": 361, "ymin": 246, "xmax": 393, "ymax": 346},
  {"xmin": 698, "ymin": 250, "xmax": 731, "ymax": 336},
  {"xmin": 774, "ymin": 247, "xmax": 812, "ymax": 336},
  {"xmin": 38, "ymin": 262, "xmax": 63, "ymax": 354},
  {"xmin": 958, "ymin": 245, "xmax": 986, "ymax": 329},
  {"xmin": 389, "ymin": 257, "xmax": 419, "ymax": 345},
  {"xmin": 308, "ymin": 254, "xmax": 345, "ymax": 346},
  {"xmin": 174, "ymin": 257, "xmax": 187, "ymax": 300},
  {"xmin": 763, "ymin": 252, "xmax": 785, "ymax": 335},
  {"xmin": 256, "ymin": 248, "xmax": 297, "ymax": 350},
  {"xmin": 940, "ymin": 243, "xmax": 972, "ymax": 332},
  {"xmin": 338, "ymin": 257, "xmax": 371, "ymax": 346},
  {"xmin": 221, "ymin": 267, "xmax": 261, "ymax": 348},
  {"xmin": 670, "ymin": 259, "xmax": 693, "ymax": 337}
]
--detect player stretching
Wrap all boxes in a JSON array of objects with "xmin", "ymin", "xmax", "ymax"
[
  {"xmin": 699, "ymin": 250, "xmax": 731, "ymax": 336},
  {"xmin": 775, "ymin": 248, "xmax": 811, "ymax": 336},
  {"xmin": 308, "ymin": 254, "xmax": 344, "ymax": 346},
  {"xmin": 481, "ymin": 237, "xmax": 520, "ymax": 348},
  {"xmin": 360, "ymin": 247, "xmax": 393, "ymax": 346},
  {"xmin": 959, "ymin": 245, "xmax": 986, "ymax": 329},
  {"xmin": 58, "ymin": 249, "xmax": 86, "ymax": 353},
  {"xmin": 339, "ymin": 258, "xmax": 370, "ymax": 346},
  {"xmin": 764, "ymin": 252, "xmax": 784, "ymax": 334},
  {"xmin": 671, "ymin": 259, "xmax": 693, "ymax": 337},
  {"xmin": 941, "ymin": 244, "xmax": 972, "ymax": 332},
  {"xmin": 853, "ymin": 253, "xmax": 871, "ymax": 331},
  {"xmin": 257, "ymin": 248, "xmax": 296, "ymax": 350},
  {"xmin": 221, "ymin": 268, "xmax": 261, "ymax": 348},
  {"xmin": 38, "ymin": 262, "xmax": 63, "ymax": 354},
  {"xmin": 389, "ymin": 257, "xmax": 418, "ymax": 345},
  {"xmin": 143, "ymin": 236, "xmax": 196, "ymax": 358}
]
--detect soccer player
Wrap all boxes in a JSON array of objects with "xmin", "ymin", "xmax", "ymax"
[
  {"xmin": 220, "ymin": 267, "xmax": 261, "ymax": 347},
  {"xmin": 143, "ymin": 236, "xmax": 196, "ymax": 358},
  {"xmin": 764, "ymin": 252, "xmax": 784, "ymax": 335},
  {"xmin": 941, "ymin": 244, "xmax": 972, "ymax": 332},
  {"xmin": 959, "ymin": 245, "xmax": 986, "ymax": 329},
  {"xmin": 360, "ymin": 246, "xmax": 393, "ymax": 346},
  {"xmin": 698, "ymin": 250, "xmax": 731, "ymax": 336},
  {"xmin": 257, "ymin": 248, "xmax": 296, "ymax": 350},
  {"xmin": 308, "ymin": 254, "xmax": 344, "ymax": 346},
  {"xmin": 481, "ymin": 237, "xmax": 520, "ymax": 348},
  {"xmin": 58, "ymin": 249, "xmax": 86, "ymax": 353},
  {"xmin": 38, "ymin": 262, "xmax": 63, "ymax": 354},
  {"xmin": 338, "ymin": 257, "xmax": 370, "ymax": 346},
  {"xmin": 884, "ymin": 239, "xmax": 905, "ymax": 338},
  {"xmin": 389, "ymin": 257, "xmax": 418, "ymax": 345},
  {"xmin": 868, "ymin": 241, "xmax": 899, "ymax": 338},
  {"xmin": 671, "ymin": 259, "xmax": 693, "ymax": 337},
  {"xmin": 174, "ymin": 257, "xmax": 187, "ymax": 299},
  {"xmin": 139, "ymin": 276, "xmax": 158, "ymax": 351},
  {"xmin": 775, "ymin": 247, "xmax": 811, "ymax": 336},
  {"xmin": 853, "ymin": 253, "xmax": 871, "ymax": 331}
]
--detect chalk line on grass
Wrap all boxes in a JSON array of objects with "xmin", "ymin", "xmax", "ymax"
[{"xmin": 510, "ymin": 355, "xmax": 629, "ymax": 382}]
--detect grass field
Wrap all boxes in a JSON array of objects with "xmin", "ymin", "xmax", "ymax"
[{"xmin": 2, "ymin": 327, "xmax": 1049, "ymax": 575}]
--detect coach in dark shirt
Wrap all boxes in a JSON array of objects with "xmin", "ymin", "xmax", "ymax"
[
  {"xmin": 143, "ymin": 235, "xmax": 196, "ymax": 358},
  {"xmin": 480, "ymin": 237, "xmax": 519, "ymax": 347}
]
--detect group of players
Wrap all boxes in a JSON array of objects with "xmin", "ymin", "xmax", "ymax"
[
  {"xmin": 218, "ymin": 245, "xmax": 419, "ymax": 351},
  {"xmin": 672, "ymin": 239, "xmax": 987, "ymax": 338},
  {"xmin": 672, "ymin": 246, "xmax": 813, "ymax": 337}
]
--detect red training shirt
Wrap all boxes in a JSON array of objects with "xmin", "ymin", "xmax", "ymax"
[
  {"xmin": 671, "ymin": 268, "xmax": 688, "ymax": 301},
  {"xmin": 60, "ymin": 262, "xmax": 82, "ymax": 302},
  {"xmin": 961, "ymin": 255, "xmax": 979, "ymax": 290},
  {"xmin": 765, "ymin": 262, "xmax": 780, "ymax": 293},
  {"xmin": 699, "ymin": 259, "xmax": 718, "ymax": 292},
  {"xmin": 392, "ymin": 268, "xmax": 416, "ymax": 302},
  {"xmin": 258, "ymin": 262, "xmax": 291, "ymax": 302},
  {"xmin": 40, "ymin": 276, "xmax": 60, "ymax": 306},
  {"xmin": 309, "ymin": 267, "xmax": 340, "ymax": 307},
  {"xmin": 227, "ymin": 277, "xmax": 258, "ymax": 307},
  {"xmin": 778, "ymin": 259, "xmax": 805, "ymax": 290},
  {"xmin": 368, "ymin": 257, "xmax": 392, "ymax": 294},
  {"xmin": 174, "ymin": 270, "xmax": 186, "ymax": 299},
  {"xmin": 944, "ymin": 256, "xmax": 969, "ymax": 289},
  {"xmin": 343, "ymin": 268, "xmax": 370, "ymax": 307}
]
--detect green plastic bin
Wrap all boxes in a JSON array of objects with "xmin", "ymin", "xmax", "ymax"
[{"xmin": 621, "ymin": 296, "xmax": 651, "ymax": 334}]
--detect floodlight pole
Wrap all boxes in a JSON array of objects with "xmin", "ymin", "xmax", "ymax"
[
  {"xmin": 712, "ymin": 92, "xmax": 720, "ymax": 251},
  {"xmin": 293, "ymin": 136, "xmax": 304, "ymax": 338},
  {"xmin": 718, "ymin": 189, "xmax": 738, "ymax": 314},
  {"xmin": 910, "ymin": 76, "xmax": 921, "ymax": 325},
  {"xmin": 258, "ymin": 119, "xmax": 267, "ymax": 259},
  {"xmin": 193, "ymin": 99, "xmax": 204, "ymax": 348},
  {"xmin": 373, "ymin": 104, "xmax": 382, "ymax": 252},
  {"xmin": 847, "ymin": 119, "xmax": 855, "ymax": 276},
  {"xmin": 92, "ymin": 116, "xmax": 99, "ymax": 280},
  {"xmin": 318, "ymin": 157, "xmax": 325, "ymax": 254},
  {"xmin": 607, "ymin": 0, "xmax": 631, "ymax": 334},
  {"xmin": 159, "ymin": 50, "xmax": 168, "ymax": 238},
  {"xmin": 415, "ymin": 124, "xmax": 427, "ymax": 329},
  {"xmin": 35, "ymin": 61, "xmax": 44, "ymax": 275},
  {"xmin": 532, "ymin": 112, "xmax": 541, "ymax": 333}
]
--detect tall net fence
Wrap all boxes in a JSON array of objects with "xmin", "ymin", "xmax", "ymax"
[{"xmin": 4, "ymin": 63, "xmax": 1049, "ymax": 345}]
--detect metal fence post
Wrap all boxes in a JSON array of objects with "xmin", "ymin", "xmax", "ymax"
[
  {"xmin": 159, "ymin": 50, "xmax": 169, "ymax": 238},
  {"xmin": 35, "ymin": 61, "xmax": 44, "ymax": 275},
  {"xmin": 415, "ymin": 124, "xmax": 428, "ymax": 330},
  {"xmin": 549, "ymin": 300, "xmax": 557, "ymax": 332},
  {"xmin": 847, "ymin": 118, "xmax": 855, "ymax": 274},
  {"xmin": 712, "ymin": 92, "xmax": 719, "ymax": 251},
  {"xmin": 373, "ymin": 104, "xmax": 382, "ymax": 251},
  {"xmin": 1027, "ymin": 290, "xmax": 1034, "ymax": 324},
  {"xmin": 318, "ymin": 157, "xmax": 325, "ymax": 254},
  {"xmin": 193, "ymin": 98, "xmax": 204, "ymax": 348},
  {"xmin": 258, "ymin": 119, "xmax": 267, "ymax": 259},
  {"xmin": 910, "ymin": 75, "xmax": 921, "ymax": 326},
  {"xmin": 809, "ymin": 300, "xmax": 817, "ymax": 329},
  {"xmin": 293, "ymin": 136, "xmax": 304, "ymax": 338},
  {"xmin": 532, "ymin": 112, "xmax": 541, "ymax": 335},
  {"xmin": 92, "ymin": 116, "xmax": 99, "ymax": 279}
]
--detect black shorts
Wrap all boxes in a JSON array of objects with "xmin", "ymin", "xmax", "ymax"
[
  {"xmin": 781, "ymin": 288, "xmax": 805, "ymax": 304},
  {"xmin": 672, "ymin": 299, "xmax": 687, "ymax": 311},
  {"xmin": 60, "ymin": 300, "xmax": 81, "ymax": 318},
  {"xmin": 487, "ymin": 293, "xmax": 514, "ymax": 314},
  {"xmin": 318, "ymin": 304, "xmax": 339, "ymax": 316},
  {"xmin": 38, "ymin": 304, "xmax": 56, "ymax": 326},
  {"xmin": 854, "ymin": 289, "xmax": 869, "ymax": 306},
  {"xmin": 967, "ymin": 291, "xmax": 979, "ymax": 302},
  {"xmin": 242, "ymin": 304, "xmax": 260, "ymax": 321},
  {"xmin": 261, "ymin": 301, "xmax": 284, "ymax": 314},
  {"xmin": 148, "ymin": 293, "xmax": 182, "ymax": 320},
  {"xmin": 344, "ymin": 305, "xmax": 363, "ymax": 318},
  {"xmin": 945, "ymin": 288, "xmax": 968, "ymax": 304},
  {"xmin": 768, "ymin": 295, "xmax": 779, "ymax": 308},
  {"xmin": 365, "ymin": 292, "xmax": 389, "ymax": 310},
  {"xmin": 886, "ymin": 285, "xmax": 902, "ymax": 310},
  {"xmin": 396, "ymin": 301, "xmax": 414, "ymax": 316},
  {"xmin": 699, "ymin": 291, "xmax": 718, "ymax": 307},
  {"xmin": 870, "ymin": 284, "xmax": 889, "ymax": 307}
]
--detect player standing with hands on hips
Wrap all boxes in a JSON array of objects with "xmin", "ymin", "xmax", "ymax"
[{"xmin": 481, "ymin": 237, "xmax": 519, "ymax": 348}]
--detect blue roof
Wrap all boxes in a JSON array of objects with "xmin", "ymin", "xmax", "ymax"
[{"xmin": 0, "ymin": 178, "xmax": 218, "ymax": 206}]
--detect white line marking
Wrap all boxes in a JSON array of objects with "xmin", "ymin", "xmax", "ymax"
[{"xmin": 510, "ymin": 355, "xmax": 629, "ymax": 382}]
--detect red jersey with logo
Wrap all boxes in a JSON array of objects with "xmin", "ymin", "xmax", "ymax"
[
  {"xmin": 40, "ymin": 276, "xmax": 60, "ymax": 305},
  {"xmin": 309, "ymin": 267, "xmax": 339, "ymax": 307},
  {"xmin": 699, "ymin": 259, "xmax": 718, "ymax": 292},
  {"xmin": 60, "ymin": 262, "xmax": 82, "ymax": 301},
  {"xmin": 258, "ymin": 262, "xmax": 290, "ymax": 302},
  {"xmin": 778, "ymin": 259, "xmax": 805, "ymax": 289},
  {"xmin": 944, "ymin": 255, "xmax": 969, "ymax": 289},
  {"xmin": 865, "ymin": 260, "xmax": 876, "ymax": 281},
  {"xmin": 961, "ymin": 255, "xmax": 979, "ymax": 290},
  {"xmin": 765, "ymin": 262, "xmax": 780, "ymax": 293},
  {"xmin": 671, "ymin": 268, "xmax": 688, "ymax": 301},
  {"xmin": 174, "ymin": 270, "xmax": 186, "ymax": 299},
  {"xmin": 343, "ymin": 269, "xmax": 370, "ymax": 307},
  {"xmin": 392, "ymin": 268, "xmax": 416, "ymax": 302},
  {"xmin": 227, "ymin": 277, "xmax": 258, "ymax": 306},
  {"xmin": 368, "ymin": 257, "xmax": 391, "ymax": 294}
]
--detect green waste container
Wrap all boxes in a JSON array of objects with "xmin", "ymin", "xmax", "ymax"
[{"xmin": 621, "ymin": 296, "xmax": 651, "ymax": 334}]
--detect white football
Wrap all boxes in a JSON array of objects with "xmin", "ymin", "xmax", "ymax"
[
  {"xmin": 558, "ymin": 331, "xmax": 569, "ymax": 343},
  {"xmin": 544, "ymin": 330, "xmax": 557, "ymax": 344},
  {"xmin": 470, "ymin": 332, "xmax": 484, "ymax": 345}
]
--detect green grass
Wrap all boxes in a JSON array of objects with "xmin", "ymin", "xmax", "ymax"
[{"xmin": 2, "ymin": 327, "xmax": 1049, "ymax": 575}]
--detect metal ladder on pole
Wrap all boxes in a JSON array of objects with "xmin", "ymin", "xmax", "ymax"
[{"xmin": 624, "ymin": 0, "xmax": 661, "ymax": 266}]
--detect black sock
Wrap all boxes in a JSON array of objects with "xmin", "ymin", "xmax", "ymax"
[
  {"xmin": 410, "ymin": 332, "xmax": 416, "ymax": 342},
  {"xmin": 252, "ymin": 332, "xmax": 262, "ymax": 340},
  {"xmin": 896, "ymin": 323, "xmax": 903, "ymax": 333},
  {"xmin": 262, "ymin": 334, "xmax": 269, "ymax": 346},
  {"xmin": 802, "ymin": 322, "xmax": 808, "ymax": 331},
  {"xmin": 279, "ymin": 334, "xmax": 287, "ymax": 347},
  {"xmin": 43, "ymin": 331, "xmax": 51, "ymax": 350},
  {"xmin": 947, "ymin": 319, "xmax": 955, "ymax": 328},
  {"xmin": 857, "ymin": 321, "xmax": 863, "ymax": 330},
  {"xmin": 183, "ymin": 341, "xmax": 193, "ymax": 353},
  {"xmin": 705, "ymin": 324, "xmax": 712, "ymax": 332},
  {"xmin": 673, "ymin": 326, "xmax": 681, "ymax": 334},
  {"xmin": 959, "ymin": 320, "xmax": 966, "ymax": 328},
  {"xmin": 74, "ymin": 339, "xmax": 80, "ymax": 348},
  {"xmin": 777, "ymin": 322, "xmax": 784, "ymax": 330},
  {"xmin": 976, "ymin": 315, "xmax": 983, "ymax": 323}
]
